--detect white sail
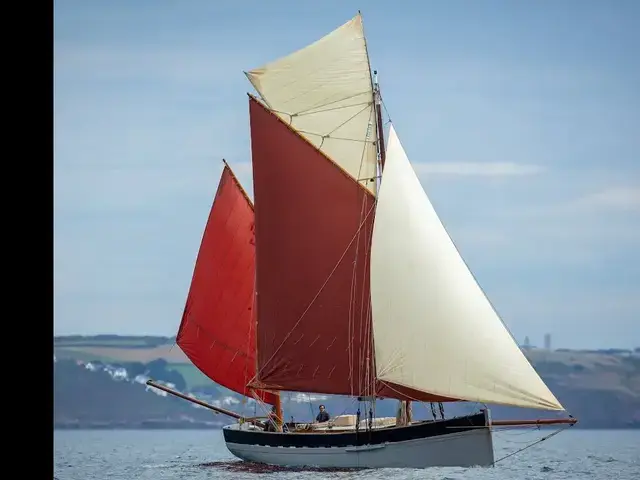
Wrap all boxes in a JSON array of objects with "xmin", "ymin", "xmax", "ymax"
[
  {"xmin": 245, "ymin": 13, "xmax": 378, "ymax": 194},
  {"xmin": 370, "ymin": 125, "xmax": 564, "ymax": 411}
]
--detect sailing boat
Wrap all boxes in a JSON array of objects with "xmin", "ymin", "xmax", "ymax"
[{"xmin": 149, "ymin": 12, "xmax": 577, "ymax": 469}]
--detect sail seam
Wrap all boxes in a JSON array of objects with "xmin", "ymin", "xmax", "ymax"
[{"xmin": 181, "ymin": 316, "xmax": 253, "ymax": 360}]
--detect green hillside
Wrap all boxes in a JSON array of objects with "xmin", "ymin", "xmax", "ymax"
[
  {"xmin": 53, "ymin": 335, "xmax": 640, "ymax": 428},
  {"xmin": 167, "ymin": 363, "xmax": 214, "ymax": 390},
  {"xmin": 54, "ymin": 359, "xmax": 223, "ymax": 428}
]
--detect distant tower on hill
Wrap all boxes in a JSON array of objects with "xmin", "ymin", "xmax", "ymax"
[
  {"xmin": 544, "ymin": 333, "xmax": 552, "ymax": 350},
  {"xmin": 524, "ymin": 336, "xmax": 531, "ymax": 349}
]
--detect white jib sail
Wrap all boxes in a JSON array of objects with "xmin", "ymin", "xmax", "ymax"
[
  {"xmin": 245, "ymin": 14, "xmax": 378, "ymax": 194},
  {"xmin": 370, "ymin": 125, "xmax": 564, "ymax": 411}
]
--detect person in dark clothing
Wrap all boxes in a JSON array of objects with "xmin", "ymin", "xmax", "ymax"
[
  {"xmin": 315, "ymin": 404, "xmax": 330, "ymax": 423},
  {"xmin": 264, "ymin": 405, "xmax": 279, "ymax": 432}
]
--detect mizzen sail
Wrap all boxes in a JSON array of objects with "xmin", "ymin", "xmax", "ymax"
[
  {"xmin": 370, "ymin": 126, "xmax": 564, "ymax": 411},
  {"xmin": 245, "ymin": 13, "xmax": 378, "ymax": 194},
  {"xmin": 177, "ymin": 164, "xmax": 276, "ymax": 405}
]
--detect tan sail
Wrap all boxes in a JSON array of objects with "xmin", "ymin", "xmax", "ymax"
[
  {"xmin": 245, "ymin": 13, "xmax": 378, "ymax": 194},
  {"xmin": 370, "ymin": 125, "xmax": 564, "ymax": 411}
]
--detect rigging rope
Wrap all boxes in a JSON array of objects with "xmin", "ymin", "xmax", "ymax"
[{"xmin": 493, "ymin": 424, "xmax": 574, "ymax": 465}]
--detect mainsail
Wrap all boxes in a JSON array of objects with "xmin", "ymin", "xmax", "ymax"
[
  {"xmin": 248, "ymin": 95, "xmax": 377, "ymax": 397},
  {"xmin": 177, "ymin": 164, "xmax": 276, "ymax": 405},
  {"xmin": 370, "ymin": 126, "xmax": 564, "ymax": 411}
]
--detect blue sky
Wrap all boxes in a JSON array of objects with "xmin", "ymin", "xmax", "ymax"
[{"xmin": 54, "ymin": 0, "xmax": 639, "ymax": 349}]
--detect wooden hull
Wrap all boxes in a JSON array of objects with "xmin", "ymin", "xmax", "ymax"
[{"xmin": 222, "ymin": 410, "xmax": 494, "ymax": 469}]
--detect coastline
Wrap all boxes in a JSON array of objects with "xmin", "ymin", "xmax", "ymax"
[{"xmin": 54, "ymin": 420, "xmax": 224, "ymax": 430}]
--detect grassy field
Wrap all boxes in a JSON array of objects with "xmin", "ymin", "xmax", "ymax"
[
  {"xmin": 54, "ymin": 347, "xmax": 119, "ymax": 363},
  {"xmin": 56, "ymin": 339, "xmax": 148, "ymax": 347},
  {"xmin": 54, "ymin": 344, "xmax": 189, "ymax": 363},
  {"xmin": 54, "ymin": 335, "xmax": 174, "ymax": 348}
]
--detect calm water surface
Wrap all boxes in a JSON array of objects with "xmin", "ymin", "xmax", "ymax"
[{"xmin": 54, "ymin": 428, "xmax": 639, "ymax": 480}]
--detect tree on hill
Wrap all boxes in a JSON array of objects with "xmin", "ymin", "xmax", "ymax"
[
  {"xmin": 145, "ymin": 359, "xmax": 186, "ymax": 391},
  {"xmin": 122, "ymin": 361, "xmax": 146, "ymax": 378}
]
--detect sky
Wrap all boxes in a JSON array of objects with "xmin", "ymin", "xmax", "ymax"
[{"xmin": 54, "ymin": 0, "xmax": 639, "ymax": 349}]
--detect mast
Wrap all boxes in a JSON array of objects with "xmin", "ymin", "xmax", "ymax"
[
  {"xmin": 273, "ymin": 392, "xmax": 283, "ymax": 431},
  {"xmin": 373, "ymin": 69, "xmax": 413, "ymax": 424},
  {"xmin": 373, "ymin": 70, "xmax": 386, "ymax": 171}
]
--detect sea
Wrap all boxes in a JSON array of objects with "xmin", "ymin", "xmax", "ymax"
[{"xmin": 54, "ymin": 428, "xmax": 639, "ymax": 480}]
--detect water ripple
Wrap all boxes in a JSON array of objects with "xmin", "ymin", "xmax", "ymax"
[{"xmin": 54, "ymin": 429, "xmax": 640, "ymax": 480}]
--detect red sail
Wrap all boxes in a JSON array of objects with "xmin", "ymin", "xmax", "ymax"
[
  {"xmin": 248, "ymin": 96, "xmax": 455, "ymax": 403},
  {"xmin": 177, "ymin": 164, "xmax": 276, "ymax": 405}
]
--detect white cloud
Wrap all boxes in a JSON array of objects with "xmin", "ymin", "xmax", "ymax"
[{"xmin": 573, "ymin": 186, "xmax": 640, "ymax": 212}]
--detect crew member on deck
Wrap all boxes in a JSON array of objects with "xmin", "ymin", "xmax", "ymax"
[
  {"xmin": 315, "ymin": 404, "xmax": 330, "ymax": 423},
  {"xmin": 265, "ymin": 405, "xmax": 279, "ymax": 432}
]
